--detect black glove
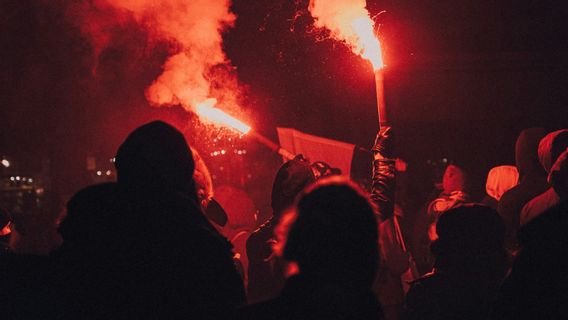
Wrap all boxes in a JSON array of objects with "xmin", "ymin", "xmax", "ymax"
[
  {"xmin": 370, "ymin": 126, "xmax": 396, "ymax": 221},
  {"xmin": 372, "ymin": 126, "xmax": 395, "ymax": 159}
]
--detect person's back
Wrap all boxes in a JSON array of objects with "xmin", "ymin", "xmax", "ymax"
[
  {"xmin": 498, "ymin": 128, "xmax": 549, "ymax": 250},
  {"xmin": 57, "ymin": 121, "xmax": 245, "ymax": 319},
  {"xmin": 403, "ymin": 205, "xmax": 509, "ymax": 320},
  {"xmin": 238, "ymin": 178, "xmax": 384, "ymax": 320},
  {"xmin": 491, "ymin": 150, "xmax": 568, "ymax": 319},
  {"xmin": 520, "ymin": 129, "xmax": 568, "ymax": 225},
  {"xmin": 246, "ymin": 156, "xmax": 316, "ymax": 303},
  {"xmin": 491, "ymin": 201, "xmax": 568, "ymax": 320}
]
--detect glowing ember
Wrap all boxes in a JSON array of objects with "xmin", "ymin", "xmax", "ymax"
[
  {"xmin": 309, "ymin": 0, "xmax": 384, "ymax": 70},
  {"xmin": 196, "ymin": 99, "xmax": 251, "ymax": 134}
]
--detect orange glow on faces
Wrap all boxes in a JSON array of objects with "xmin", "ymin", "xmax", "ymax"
[
  {"xmin": 196, "ymin": 99, "xmax": 251, "ymax": 134},
  {"xmin": 351, "ymin": 17, "xmax": 384, "ymax": 70}
]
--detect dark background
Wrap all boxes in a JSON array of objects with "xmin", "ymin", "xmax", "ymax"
[{"xmin": 1, "ymin": 0, "xmax": 567, "ymax": 205}]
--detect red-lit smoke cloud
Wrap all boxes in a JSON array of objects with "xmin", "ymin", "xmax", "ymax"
[
  {"xmin": 69, "ymin": 0, "xmax": 242, "ymax": 113},
  {"xmin": 309, "ymin": 0, "xmax": 383, "ymax": 69}
]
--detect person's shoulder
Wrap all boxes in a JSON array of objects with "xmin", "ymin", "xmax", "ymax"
[
  {"xmin": 68, "ymin": 183, "xmax": 118, "ymax": 207},
  {"xmin": 519, "ymin": 201, "xmax": 568, "ymax": 247}
]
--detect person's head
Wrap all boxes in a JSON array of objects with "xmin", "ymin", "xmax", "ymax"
[
  {"xmin": 431, "ymin": 204, "xmax": 507, "ymax": 276},
  {"xmin": 486, "ymin": 165, "xmax": 519, "ymax": 201},
  {"xmin": 538, "ymin": 129, "xmax": 568, "ymax": 174},
  {"xmin": 271, "ymin": 156, "xmax": 316, "ymax": 219},
  {"xmin": 442, "ymin": 164, "xmax": 467, "ymax": 194},
  {"xmin": 282, "ymin": 177, "xmax": 379, "ymax": 285},
  {"xmin": 515, "ymin": 127, "xmax": 547, "ymax": 178},
  {"xmin": 271, "ymin": 155, "xmax": 341, "ymax": 220},
  {"xmin": 549, "ymin": 149, "xmax": 568, "ymax": 200},
  {"xmin": 114, "ymin": 121, "xmax": 196, "ymax": 200}
]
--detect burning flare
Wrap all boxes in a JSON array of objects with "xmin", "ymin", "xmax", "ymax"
[
  {"xmin": 309, "ymin": 0, "xmax": 384, "ymax": 70},
  {"xmin": 196, "ymin": 99, "xmax": 251, "ymax": 134}
]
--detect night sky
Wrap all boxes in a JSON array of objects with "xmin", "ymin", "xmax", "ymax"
[{"xmin": 1, "ymin": 0, "xmax": 567, "ymax": 199}]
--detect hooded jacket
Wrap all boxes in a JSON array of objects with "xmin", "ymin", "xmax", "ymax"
[
  {"xmin": 497, "ymin": 128, "xmax": 549, "ymax": 250},
  {"xmin": 521, "ymin": 129, "xmax": 568, "ymax": 225},
  {"xmin": 60, "ymin": 121, "xmax": 245, "ymax": 319}
]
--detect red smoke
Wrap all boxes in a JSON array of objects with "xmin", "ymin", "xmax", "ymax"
[{"xmin": 68, "ymin": 0, "xmax": 245, "ymax": 117}]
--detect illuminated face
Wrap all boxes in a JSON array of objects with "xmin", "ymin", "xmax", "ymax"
[{"xmin": 442, "ymin": 165, "xmax": 465, "ymax": 194}]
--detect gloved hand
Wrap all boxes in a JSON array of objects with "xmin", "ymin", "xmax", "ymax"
[
  {"xmin": 371, "ymin": 126, "xmax": 396, "ymax": 221},
  {"xmin": 372, "ymin": 126, "xmax": 394, "ymax": 159}
]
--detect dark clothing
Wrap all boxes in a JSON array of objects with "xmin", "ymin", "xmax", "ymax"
[
  {"xmin": 246, "ymin": 157, "xmax": 316, "ymax": 303},
  {"xmin": 246, "ymin": 219, "xmax": 286, "ymax": 303},
  {"xmin": 403, "ymin": 271, "xmax": 500, "ymax": 320},
  {"xmin": 0, "ymin": 252, "xmax": 61, "ymax": 319},
  {"xmin": 498, "ymin": 172, "xmax": 549, "ymax": 250},
  {"xmin": 490, "ymin": 201, "xmax": 568, "ymax": 320},
  {"xmin": 0, "ymin": 234, "xmax": 9, "ymax": 251},
  {"xmin": 59, "ymin": 185, "xmax": 246, "ymax": 319},
  {"xmin": 404, "ymin": 205, "xmax": 508, "ymax": 320},
  {"xmin": 498, "ymin": 128, "xmax": 548, "ymax": 251},
  {"xmin": 1, "ymin": 121, "xmax": 246, "ymax": 319},
  {"xmin": 481, "ymin": 195, "xmax": 498, "ymax": 210},
  {"xmin": 237, "ymin": 274, "xmax": 384, "ymax": 320}
]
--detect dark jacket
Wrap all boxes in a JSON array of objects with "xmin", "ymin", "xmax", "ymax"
[
  {"xmin": 498, "ymin": 128, "xmax": 549, "ymax": 251},
  {"xmin": 1, "ymin": 121, "xmax": 246, "ymax": 319},
  {"xmin": 237, "ymin": 274, "xmax": 384, "ymax": 320},
  {"xmin": 403, "ymin": 205, "xmax": 508, "ymax": 320},
  {"xmin": 246, "ymin": 158, "xmax": 315, "ymax": 303},
  {"xmin": 491, "ymin": 201, "xmax": 568, "ymax": 320}
]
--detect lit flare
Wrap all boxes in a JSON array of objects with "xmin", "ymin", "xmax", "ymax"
[
  {"xmin": 351, "ymin": 16, "xmax": 384, "ymax": 70},
  {"xmin": 196, "ymin": 99, "xmax": 251, "ymax": 134}
]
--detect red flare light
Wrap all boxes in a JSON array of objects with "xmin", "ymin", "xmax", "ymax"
[
  {"xmin": 195, "ymin": 99, "xmax": 251, "ymax": 134},
  {"xmin": 351, "ymin": 16, "xmax": 384, "ymax": 70}
]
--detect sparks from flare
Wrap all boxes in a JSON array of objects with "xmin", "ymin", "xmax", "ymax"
[{"xmin": 196, "ymin": 99, "xmax": 251, "ymax": 134}]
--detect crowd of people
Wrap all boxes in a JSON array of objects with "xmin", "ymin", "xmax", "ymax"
[{"xmin": 1, "ymin": 120, "xmax": 567, "ymax": 319}]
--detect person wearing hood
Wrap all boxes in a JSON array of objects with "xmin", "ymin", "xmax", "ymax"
[
  {"xmin": 246, "ymin": 155, "xmax": 340, "ymax": 303},
  {"xmin": 481, "ymin": 166, "xmax": 519, "ymax": 210},
  {"xmin": 411, "ymin": 163, "xmax": 471, "ymax": 276},
  {"xmin": 520, "ymin": 129, "xmax": 568, "ymax": 225},
  {"xmin": 2, "ymin": 121, "xmax": 246, "ymax": 319},
  {"xmin": 497, "ymin": 128, "xmax": 549, "ymax": 251},
  {"xmin": 490, "ymin": 152, "xmax": 568, "ymax": 320}
]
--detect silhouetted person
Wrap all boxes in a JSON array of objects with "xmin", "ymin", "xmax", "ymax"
[
  {"xmin": 403, "ymin": 205, "xmax": 508, "ymax": 320},
  {"xmin": 412, "ymin": 164, "xmax": 471, "ymax": 275},
  {"xmin": 246, "ymin": 156, "xmax": 339, "ymax": 303},
  {"xmin": 246, "ymin": 155, "xmax": 316, "ymax": 303},
  {"xmin": 521, "ymin": 129, "xmax": 568, "ymax": 225},
  {"xmin": 2, "ymin": 121, "xmax": 246, "ymax": 319},
  {"xmin": 491, "ymin": 149, "xmax": 568, "ymax": 319},
  {"xmin": 498, "ymin": 128, "xmax": 548, "ymax": 250},
  {"xmin": 481, "ymin": 166, "xmax": 519, "ymax": 210},
  {"xmin": 237, "ymin": 178, "xmax": 384, "ymax": 320}
]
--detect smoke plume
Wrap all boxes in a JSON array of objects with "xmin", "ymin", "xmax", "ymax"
[
  {"xmin": 69, "ymin": 0, "xmax": 241, "ymax": 113},
  {"xmin": 309, "ymin": 0, "xmax": 380, "ymax": 66}
]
